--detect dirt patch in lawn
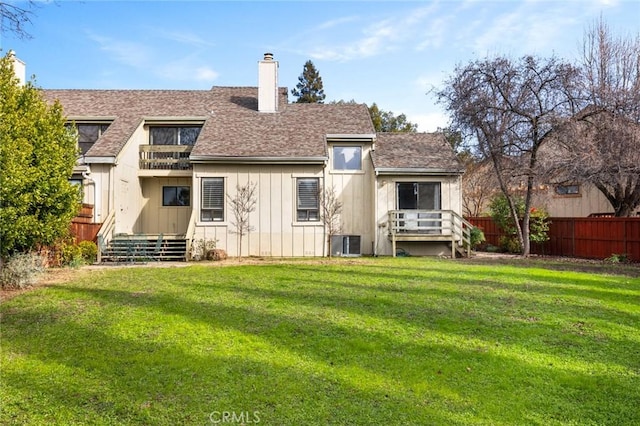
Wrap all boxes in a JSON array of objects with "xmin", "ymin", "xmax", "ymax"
[{"xmin": 463, "ymin": 252, "xmax": 640, "ymax": 277}]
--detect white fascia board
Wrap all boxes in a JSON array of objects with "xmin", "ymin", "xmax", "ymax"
[
  {"xmin": 66, "ymin": 116, "xmax": 116, "ymax": 123},
  {"xmin": 84, "ymin": 156, "xmax": 117, "ymax": 165},
  {"xmin": 326, "ymin": 134, "xmax": 376, "ymax": 141},
  {"xmin": 143, "ymin": 116, "xmax": 208, "ymax": 123},
  {"xmin": 375, "ymin": 167, "xmax": 463, "ymax": 176},
  {"xmin": 190, "ymin": 156, "xmax": 327, "ymax": 164}
]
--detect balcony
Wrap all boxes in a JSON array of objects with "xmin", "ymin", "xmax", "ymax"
[
  {"xmin": 388, "ymin": 209, "xmax": 472, "ymax": 257},
  {"xmin": 139, "ymin": 145, "xmax": 192, "ymax": 170}
]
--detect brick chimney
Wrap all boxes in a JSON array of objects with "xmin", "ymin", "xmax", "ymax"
[
  {"xmin": 8, "ymin": 51, "xmax": 26, "ymax": 86},
  {"xmin": 258, "ymin": 53, "xmax": 278, "ymax": 113}
]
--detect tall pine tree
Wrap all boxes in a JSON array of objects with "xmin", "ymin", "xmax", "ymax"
[{"xmin": 291, "ymin": 60, "xmax": 326, "ymax": 103}]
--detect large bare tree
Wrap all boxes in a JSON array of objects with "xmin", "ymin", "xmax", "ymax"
[
  {"xmin": 0, "ymin": 1, "xmax": 36, "ymax": 39},
  {"xmin": 437, "ymin": 56, "xmax": 579, "ymax": 255},
  {"xmin": 547, "ymin": 19, "xmax": 640, "ymax": 216}
]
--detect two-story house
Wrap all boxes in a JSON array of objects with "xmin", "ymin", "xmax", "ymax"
[{"xmin": 42, "ymin": 54, "xmax": 468, "ymax": 260}]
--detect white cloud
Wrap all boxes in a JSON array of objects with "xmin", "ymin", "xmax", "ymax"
[
  {"xmin": 154, "ymin": 29, "xmax": 216, "ymax": 48},
  {"xmin": 410, "ymin": 111, "xmax": 449, "ymax": 133},
  {"xmin": 303, "ymin": 4, "xmax": 443, "ymax": 62},
  {"xmin": 87, "ymin": 32, "xmax": 151, "ymax": 68},
  {"xmin": 194, "ymin": 66, "xmax": 219, "ymax": 82}
]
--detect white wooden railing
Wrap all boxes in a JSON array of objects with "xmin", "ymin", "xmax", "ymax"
[
  {"xmin": 388, "ymin": 210, "xmax": 473, "ymax": 257},
  {"xmin": 95, "ymin": 209, "xmax": 116, "ymax": 262}
]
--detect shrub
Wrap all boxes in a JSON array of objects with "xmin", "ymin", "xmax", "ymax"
[
  {"xmin": 78, "ymin": 241, "xmax": 98, "ymax": 263},
  {"xmin": 61, "ymin": 242, "xmax": 84, "ymax": 267},
  {"xmin": 469, "ymin": 227, "xmax": 486, "ymax": 249},
  {"xmin": 489, "ymin": 194, "xmax": 550, "ymax": 253},
  {"xmin": 191, "ymin": 238, "xmax": 218, "ymax": 261},
  {"xmin": 0, "ymin": 252, "xmax": 45, "ymax": 290},
  {"xmin": 605, "ymin": 253, "xmax": 629, "ymax": 264}
]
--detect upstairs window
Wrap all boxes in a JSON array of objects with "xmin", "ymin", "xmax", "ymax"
[
  {"xmin": 332, "ymin": 146, "xmax": 362, "ymax": 171},
  {"xmin": 69, "ymin": 123, "xmax": 110, "ymax": 155},
  {"xmin": 297, "ymin": 178, "xmax": 319, "ymax": 221},
  {"xmin": 150, "ymin": 126, "xmax": 201, "ymax": 145},
  {"xmin": 201, "ymin": 178, "xmax": 224, "ymax": 221}
]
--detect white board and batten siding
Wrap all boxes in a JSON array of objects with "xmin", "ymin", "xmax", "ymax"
[
  {"xmin": 191, "ymin": 156, "xmax": 376, "ymax": 258},
  {"xmin": 375, "ymin": 174, "xmax": 463, "ymax": 256}
]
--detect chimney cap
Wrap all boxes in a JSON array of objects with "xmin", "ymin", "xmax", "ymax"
[{"xmin": 263, "ymin": 52, "xmax": 274, "ymax": 61}]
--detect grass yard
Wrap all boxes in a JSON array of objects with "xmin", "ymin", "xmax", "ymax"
[{"xmin": 1, "ymin": 257, "xmax": 639, "ymax": 425}]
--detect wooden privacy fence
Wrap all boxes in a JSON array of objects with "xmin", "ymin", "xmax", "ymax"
[
  {"xmin": 70, "ymin": 204, "xmax": 101, "ymax": 243},
  {"xmin": 467, "ymin": 217, "xmax": 640, "ymax": 262}
]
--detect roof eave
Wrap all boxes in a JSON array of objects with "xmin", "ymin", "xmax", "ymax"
[
  {"xmin": 375, "ymin": 167, "xmax": 464, "ymax": 176},
  {"xmin": 326, "ymin": 134, "xmax": 376, "ymax": 141},
  {"xmin": 190, "ymin": 155, "xmax": 328, "ymax": 165},
  {"xmin": 84, "ymin": 156, "xmax": 117, "ymax": 164}
]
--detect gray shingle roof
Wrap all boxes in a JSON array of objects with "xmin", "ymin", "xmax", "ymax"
[
  {"xmin": 43, "ymin": 87, "xmax": 375, "ymax": 160},
  {"xmin": 372, "ymin": 133, "xmax": 463, "ymax": 174}
]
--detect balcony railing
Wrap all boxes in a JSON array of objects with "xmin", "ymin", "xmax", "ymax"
[
  {"xmin": 139, "ymin": 145, "xmax": 192, "ymax": 170},
  {"xmin": 388, "ymin": 209, "xmax": 473, "ymax": 257}
]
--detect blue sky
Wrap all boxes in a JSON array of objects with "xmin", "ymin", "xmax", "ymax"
[{"xmin": 2, "ymin": 0, "xmax": 639, "ymax": 131}]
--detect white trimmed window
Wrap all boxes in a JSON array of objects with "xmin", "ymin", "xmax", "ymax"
[
  {"xmin": 332, "ymin": 146, "xmax": 362, "ymax": 171},
  {"xmin": 297, "ymin": 178, "xmax": 319, "ymax": 221},
  {"xmin": 150, "ymin": 126, "xmax": 201, "ymax": 145},
  {"xmin": 201, "ymin": 178, "xmax": 224, "ymax": 221}
]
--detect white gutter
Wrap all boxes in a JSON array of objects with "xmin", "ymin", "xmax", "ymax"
[
  {"xmin": 375, "ymin": 167, "xmax": 464, "ymax": 176},
  {"xmin": 190, "ymin": 156, "xmax": 327, "ymax": 164},
  {"xmin": 81, "ymin": 167, "xmax": 100, "ymax": 223},
  {"xmin": 326, "ymin": 134, "xmax": 376, "ymax": 141},
  {"xmin": 84, "ymin": 156, "xmax": 117, "ymax": 165}
]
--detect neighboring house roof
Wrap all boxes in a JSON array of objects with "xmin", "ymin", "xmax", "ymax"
[
  {"xmin": 372, "ymin": 133, "xmax": 463, "ymax": 175},
  {"xmin": 43, "ymin": 87, "xmax": 375, "ymax": 162}
]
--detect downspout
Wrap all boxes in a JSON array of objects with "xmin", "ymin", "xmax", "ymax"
[
  {"xmin": 374, "ymin": 170, "xmax": 379, "ymax": 256},
  {"xmin": 322, "ymin": 161, "xmax": 327, "ymax": 257},
  {"xmin": 81, "ymin": 168, "xmax": 99, "ymax": 223}
]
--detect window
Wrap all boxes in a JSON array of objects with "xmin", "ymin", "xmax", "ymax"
[
  {"xmin": 330, "ymin": 235, "xmax": 361, "ymax": 256},
  {"xmin": 555, "ymin": 185, "xmax": 580, "ymax": 196},
  {"xmin": 68, "ymin": 123, "xmax": 110, "ymax": 155},
  {"xmin": 150, "ymin": 126, "xmax": 201, "ymax": 145},
  {"xmin": 397, "ymin": 182, "xmax": 441, "ymax": 210},
  {"xmin": 297, "ymin": 178, "xmax": 319, "ymax": 221},
  {"xmin": 201, "ymin": 178, "xmax": 224, "ymax": 221},
  {"xmin": 397, "ymin": 182, "xmax": 441, "ymax": 233},
  {"xmin": 342, "ymin": 235, "xmax": 361, "ymax": 255},
  {"xmin": 163, "ymin": 186, "xmax": 190, "ymax": 206},
  {"xmin": 332, "ymin": 146, "xmax": 362, "ymax": 171}
]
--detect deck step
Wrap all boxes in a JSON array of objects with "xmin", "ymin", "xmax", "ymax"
[{"xmin": 100, "ymin": 235, "xmax": 187, "ymax": 262}]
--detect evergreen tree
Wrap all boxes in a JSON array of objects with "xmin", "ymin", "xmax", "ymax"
[
  {"xmin": 0, "ymin": 52, "xmax": 81, "ymax": 258},
  {"xmin": 368, "ymin": 103, "xmax": 417, "ymax": 132},
  {"xmin": 291, "ymin": 60, "xmax": 326, "ymax": 103}
]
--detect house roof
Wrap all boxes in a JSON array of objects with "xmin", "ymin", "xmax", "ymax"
[
  {"xmin": 372, "ymin": 132, "xmax": 463, "ymax": 174},
  {"xmin": 42, "ymin": 87, "xmax": 375, "ymax": 161}
]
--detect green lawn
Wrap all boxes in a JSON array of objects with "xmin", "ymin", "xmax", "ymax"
[{"xmin": 1, "ymin": 258, "xmax": 639, "ymax": 425}]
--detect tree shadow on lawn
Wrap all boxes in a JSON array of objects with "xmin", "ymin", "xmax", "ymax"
[
  {"xmin": 288, "ymin": 261, "xmax": 640, "ymax": 314},
  {"xmin": 4, "ymin": 284, "xmax": 639, "ymax": 425},
  {"xmin": 282, "ymin": 263, "xmax": 640, "ymax": 331}
]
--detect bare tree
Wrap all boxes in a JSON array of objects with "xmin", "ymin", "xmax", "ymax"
[
  {"xmin": 437, "ymin": 55, "xmax": 579, "ymax": 256},
  {"xmin": 547, "ymin": 19, "xmax": 640, "ymax": 216},
  {"xmin": 1, "ymin": 1, "xmax": 37, "ymax": 39},
  {"xmin": 462, "ymin": 159, "xmax": 500, "ymax": 217},
  {"xmin": 227, "ymin": 181, "xmax": 257, "ymax": 257},
  {"xmin": 319, "ymin": 185, "xmax": 342, "ymax": 257}
]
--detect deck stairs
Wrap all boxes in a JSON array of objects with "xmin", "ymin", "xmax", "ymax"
[{"xmin": 98, "ymin": 234, "xmax": 187, "ymax": 262}]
